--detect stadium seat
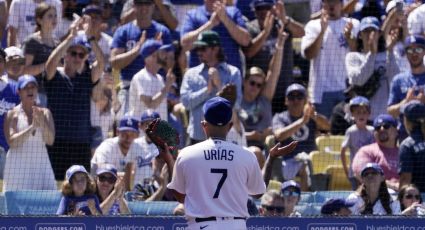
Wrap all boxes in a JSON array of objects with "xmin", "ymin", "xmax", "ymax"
[
  {"xmin": 4, "ymin": 190, "xmax": 62, "ymax": 215},
  {"xmin": 311, "ymin": 151, "xmax": 349, "ymax": 174},
  {"xmin": 312, "ymin": 191, "xmax": 352, "ymax": 203},
  {"xmin": 299, "ymin": 192, "xmax": 314, "ymax": 204},
  {"xmin": 315, "ymin": 135, "xmax": 345, "ymax": 153},
  {"xmin": 296, "ymin": 203, "xmax": 322, "ymax": 216},
  {"xmin": 326, "ymin": 165, "xmax": 352, "ymax": 190},
  {"xmin": 127, "ymin": 201, "xmax": 179, "ymax": 215}
]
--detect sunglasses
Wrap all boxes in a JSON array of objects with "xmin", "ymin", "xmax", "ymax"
[
  {"xmin": 249, "ymin": 80, "xmax": 263, "ymax": 88},
  {"xmin": 70, "ymin": 51, "xmax": 86, "ymax": 59},
  {"xmin": 8, "ymin": 58, "xmax": 25, "ymax": 65},
  {"xmin": 255, "ymin": 5, "xmax": 273, "ymax": 11},
  {"xmin": 287, "ymin": 94, "xmax": 305, "ymax": 101},
  {"xmin": 406, "ymin": 47, "xmax": 424, "ymax": 55},
  {"xmin": 374, "ymin": 124, "xmax": 393, "ymax": 131},
  {"xmin": 362, "ymin": 171, "xmax": 380, "ymax": 177},
  {"xmin": 282, "ymin": 190, "xmax": 300, "ymax": 197},
  {"xmin": 262, "ymin": 205, "xmax": 284, "ymax": 213},
  {"xmin": 98, "ymin": 175, "xmax": 117, "ymax": 184},
  {"xmin": 404, "ymin": 194, "xmax": 421, "ymax": 200}
]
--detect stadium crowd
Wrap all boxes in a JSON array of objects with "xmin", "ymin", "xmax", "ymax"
[{"xmin": 0, "ymin": 0, "xmax": 425, "ymax": 217}]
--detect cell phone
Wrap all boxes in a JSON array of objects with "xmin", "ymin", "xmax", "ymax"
[{"xmin": 396, "ymin": 2, "xmax": 403, "ymax": 13}]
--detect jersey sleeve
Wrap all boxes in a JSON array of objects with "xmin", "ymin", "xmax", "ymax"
[
  {"xmin": 341, "ymin": 128, "xmax": 352, "ymax": 148},
  {"xmin": 246, "ymin": 153, "xmax": 266, "ymax": 195},
  {"xmin": 301, "ymin": 20, "xmax": 320, "ymax": 58},
  {"xmin": 56, "ymin": 196, "xmax": 67, "ymax": 215},
  {"xmin": 167, "ymin": 154, "xmax": 186, "ymax": 194},
  {"xmin": 111, "ymin": 26, "xmax": 127, "ymax": 49}
]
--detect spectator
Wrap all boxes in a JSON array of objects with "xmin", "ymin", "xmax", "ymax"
[
  {"xmin": 329, "ymin": 93, "xmax": 355, "ymax": 135},
  {"xmin": 180, "ymin": 0, "xmax": 251, "ymax": 71},
  {"xmin": 351, "ymin": 114, "xmax": 399, "ymax": 190},
  {"xmin": 7, "ymin": 0, "xmax": 62, "ymax": 47},
  {"xmin": 3, "ymin": 75, "xmax": 56, "ymax": 191},
  {"xmin": 399, "ymin": 101, "xmax": 425, "ymax": 192},
  {"xmin": 239, "ymin": 26, "xmax": 287, "ymax": 149},
  {"xmin": 407, "ymin": 2, "xmax": 425, "ymax": 36},
  {"xmin": 301, "ymin": 0, "xmax": 359, "ymax": 118},
  {"xmin": 3, "ymin": 46, "xmax": 26, "ymax": 84},
  {"xmin": 280, "ymin": 180, "xmax": 302, "ymax": 217},
  {"xmin": 45, "ymin": 18, "xmax": 104, "ymax": 180},
  {"xmin": 56, "ymin": 0, "xmax": 78, "ymax": 40},
  {"xmin": 398, "ymin": 184, "xmax": 425, "ymax": 215},
  {"xmin": 345, "ymin": 16, "xmax": 400, "ymax": 120},
  {"xmin": 128, "ymin": 39, "xmax": 176, "ymax": 120},
  {"xmin": 110, "ymin": 0, "xmax": 171, "ymax": 119},
  {"xmin": 259, "ymin": 190, "xmax": 285, "ymax": 216},
  {"xmin": 57, "ymin": 165, "xmax": 102, "ymax": 215},
  {"xmin": 320, "ymin": 199, "xmax": 354, "ymax": 216},
  {"xmin": 243, "ymin": 0, "xmax": 305, "ymax": 113},
  {"xmin": 340, "ymin": 96, "xmax": 375, "ymax": 190},
  {"xmin": 346, "ymin": 163, "xmax": 401, "ymax": 215},
  {"xmin": 180, "ymin": 30, "xmax": 242, "ymax": 144},
  {"xmin": 271, "ymin": 83, "xmax": 330, "ymax": 190},
  {"xmin": 95, "ymin": 164, "xmax": 130, "ymax": 215},
  {"xmin": 91, "ymin": 116, "xmax": 139, "ymax": 191}
]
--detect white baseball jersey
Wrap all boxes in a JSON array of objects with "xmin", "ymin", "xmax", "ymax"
[
  {"xmin": 91, "ymin": 137, "xmax": 137, "ymax": 172},
  {"xmin": 167, "ymin": 138, "xmax": 266, "ymax": 219},
  {"xmin": 129, "ymin": 68, "xmax": 167, "ymax": 121},
  {"xmin": 132, "ymin": 136, "xmax": 159, "ymax": 185}
]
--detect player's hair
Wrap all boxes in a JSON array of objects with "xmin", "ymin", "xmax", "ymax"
[
  {"xmin": 358, "ymin": 181, "xmax": 392, "ymax": 215},
  {"xmin": 398, "ymin": 184, "xmax": 423, "ymax": 211},
  {"xmin": 61, "ymin": 173, "xmax": 97, "ymax": 196},
  {"xmin": 35, "ymin": 3, "xmax": 56, "ymax": 32}
]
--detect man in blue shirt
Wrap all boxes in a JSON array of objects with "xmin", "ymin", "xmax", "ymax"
[
  {"xmin": 110, "ymin": 0, "xmax": 171, "ymax": 119},
  {"xmin": 180, "ymin": 30, "xmax": 242, "ymax": 144},
  {"xmin": 180, "ymin": 0, "xmax": 251, "ymax": 71}
]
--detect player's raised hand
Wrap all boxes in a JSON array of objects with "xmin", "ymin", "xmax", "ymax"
[{"xmin": 269, "ymin": 141, "xmax": 298, "ymax": 158}]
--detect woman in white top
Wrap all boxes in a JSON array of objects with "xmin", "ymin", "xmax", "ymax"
[
  {"xmin": 3, "ymin": 75, "xmax": 56, "ymax": 191},
  {"xmin": 346, "ymin": 163, "xmax": 401, "ymax": 215}
]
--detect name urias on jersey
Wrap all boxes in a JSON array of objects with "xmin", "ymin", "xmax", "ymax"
[{"xmin": 204, "ymin": 147, "xmax": 234, "ymax": 161}]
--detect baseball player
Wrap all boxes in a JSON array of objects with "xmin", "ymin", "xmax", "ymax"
[{"xmin": 167, "ymin": 96, "xmax": 265, "ymax": 230}]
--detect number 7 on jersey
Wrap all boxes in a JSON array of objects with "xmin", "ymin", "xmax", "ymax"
[{"xmin": 211, "ymin": 168, "xmax": 227, "ymax": 198}]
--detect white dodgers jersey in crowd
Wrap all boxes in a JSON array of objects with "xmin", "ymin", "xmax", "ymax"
[{"xmin": 168, "ymin": 138, "xmax": 266, "ymax": 218}]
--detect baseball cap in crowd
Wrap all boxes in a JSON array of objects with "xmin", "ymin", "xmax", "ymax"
[
  {"xmin": 4, "ymin": 46, "xmax": 24, "ymax": 61},
  {"xmin": 404, "ymin": 35, "xmax": 425, "ymax": 48},
  {"xmin": 193, "ymin": 31, "xmax": 221, "ymax": 49},
  {"xmin": 373, "ymin": 114, "xmax": 397, "ymax": 129},
  {"xmin": 159, "ymin": 43, "xmax": 175, "ymax": 53},
  {"xmin": 82, "ymin": 4, "xmax": 102, "ymax": 15},
  {"xmin": 140, "ymin": 39, "xmax": 162, "ymax": 60},
  {"xmin": 96, "ymin": 164, "xmax": 118, "ymax": 178},
  {"xmin": 281, "ymin": 180, "xmax": 301, "ymax": 193},
  {"xmin": 401, "ymin": 100, "xmax": 425, "ymax": 122},
  {"xmin": 66, "ymin": 165, "xmax": 89, "ymax": 182},
  {"xmin": 203, "ymin": 96, "xmax": 232, "ymax": 126},
  {"xmin": 251, "ymin": 0, "xmax": 275, "ymax": 9},
  {"xmin": 140, "ymin": 110, "xmax": 160, "ymax": 123},
  {"xmin": 17, "ymin": 75, "xmax": 38, "ymax": 90},
  {"xmin": 321, "ymin": 199, "xmax": 355, "ymax": 215},
  {"xmin": 69, "ymin": 34, "xmax": 91, "ymax": 53},
  {"xmin": 360, "ymin": 163, "xmax": 384, "ymax": 177},
  {"xmin": 134, "ymin": 0, "xmax": 154, "ymax": 4},
  {"xmin": 118, "ymin": 116, "xmax": 140, "ymax": 133},
  {"xmin": 349, "ymin": 96, "xmax": 370, "ymax": 110},
  {"xmin": 285, "ymin": 83, "xmax": 306, "ymax": 97},
  {"xmin": 359, "ymin": 16, "xmax": 380, "ymax": 32},
  {"xmin": 247, "ymin": 66, "xmax": 266, "ymax": 77},
  {"xmin": 385, "ymin": 0, "xmax": 404, "ymax": 14}
]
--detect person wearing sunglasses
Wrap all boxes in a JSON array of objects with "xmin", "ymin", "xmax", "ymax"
[
  {"xmin": 352, "ymin": 114, "xmax": 400, "ymax": 191},
  {"xmin": 279, "ymin": 180, "xmax": 302, "ymax": 217},
  {"xmin": 398, "ymin": 184, "xmax": 425, "ymax": 215},
  {"xmin": 399, "ymin": 101, "xmax": 425, "ymax": 193},
  {"xmin": 259, "ymin": 190, "xmax": 285, "ymax": 216},
  {"xmin": 95, "ymin": 164, "xmax": 130, "ymax": 215},
  {"xmin": 347, "ymin": 163, "xmax": 401, "ymax": 215},
  {"xmin": 4, "ymin": 46, "xmax": 26, "ymax": 85}
]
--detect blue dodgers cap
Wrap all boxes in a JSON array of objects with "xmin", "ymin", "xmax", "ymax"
[
  {"xmin": 286, "ymin": 83, "xmax": 306, "ymax": 97},
  {"xmin": 360, "ymin": 16, "xmax": 380, "ymax": 32},
  {"xmin": 401, "ymin": 100, "xmax": 425, "ymax": 122},
  {"xmin": 405, "ymin": 35, "xmax": 425, "ymax": 48},
  {"xmin": 281, "ymin": 180, "xmax": 301, "ymax": 192},
  {"xmin": 140, "ymin": 39, "xmax": 162, "ymax": 60},
  {"xmin": 70, "ymin": 34, "xmax": 91, "ymax": 53},
  {"xmin": 66, "ymin": 165, "xmax": 88, "ymax": 182},
  {"xmin": 118, "ymin": 116, "xmax": 140, "ymax": 133},
  {"xmin": 251, "ymin": 0, "xmax": 275, "ymax": 8},
  {"xmin": 321, "ymin": 199, "xmax": 355, "ymax": 215},
  {"xmin": 82, "ymin": 4, "xmax": 102, "ymax": 15},
  {"xmin": 373, "ymin": 114, "xmax": 397, "ymax": 128},
  {"xmin": 202, "ymin": 96, "xmax": 232, "ymax": 126},
  {"xmin": 140, "ymin": 110, "xmax": 160, "ymax": 123},
  {"xmin": 349, "ymin": 96, "xmax": 370, "ymax": 109},
  {"xmin": 159, "ymin": 43, "xmax": 175, "ymax": 53},
  {"xmin": 361, "ymin": 163, "xmax": 384, "ymax": 177},
  {"xmin": 96, "ymin": 164, "xmax": 118, "ymax": 178},
  {"xmin": 17, "ymin": 75, "xmax": 38, "ymax": 90}
]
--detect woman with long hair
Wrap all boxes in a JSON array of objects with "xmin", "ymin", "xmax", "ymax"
[
  {"xmin": 346, "ymin": 163, "xmax": 401, "ymax": 215},
  {"xmin": 398, "ymin": 184, "xmax": 425, "ymax": 215}
]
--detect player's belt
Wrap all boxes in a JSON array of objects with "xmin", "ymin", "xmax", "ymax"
[{"xmin": 195, "ymin": 217, "xmax": 247, "ymax": 223}]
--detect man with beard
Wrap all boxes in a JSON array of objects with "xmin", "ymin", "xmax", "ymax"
[
  {"xmin": 128, "ymin": 39, "xmax": 176, "ymax": 120},
  {"xmin": 351, "ymin": 114, "xmax": 400, "ymax": 191}
]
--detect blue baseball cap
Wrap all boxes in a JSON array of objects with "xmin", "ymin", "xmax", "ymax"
[
  {"xmin": 360, "ymin": 16, "xmax": 380, "ymax": 32},
  {"xmin": 281, "ymin": 180, "xmax": 301, "ymax": 193},
  {"xmin": 118, "ymin": 116, "xmax": 139, "ymax": 133},
  {"xmin": 70, "ymin": 34, "xmax": 91, "ymax": 53},
  {"xmin": 203, "ymin": 97, "xmax": 232, "ymax": 126},
  {"xmin": 286, "ymin": 83, "xmax": 306, "ymax": 97},
  {"xmin": 96, "ymin": 164, "xmax": 118, "ymax": 178},
  {"xmin": 17, "ymin": 75, "xmax": 38, "ymax": 90},
  {"xmin": 401, "ymin": 100, "xmax": 425, "ymax": 122},
  {"xmin": 349, "ymin": 96, "xmax": 370, "ymax": 109},
  {"xmin": 321, "ymin": 199, "xmax": 355, "ymax": 215},
  {"xmin": 361, "ymin": 163, "xmax": 384, "ymax": 177},
  {"xmin": 159, "ymin": 43, "xmax": 175, "ymax": 53},
  {"xmin": 140, "ymin": 110, "xmax": 160, "ymax": 123},
  {"xmin": 66, "ymin": 165, "xmax": 88, "ymax": 182},
  {"xmin": 82, "ymin": 4, "xmax": 102, "ymax": 15},
  {"xmin": 140, "ymin": 39, "xmax": 162, "ymax": 60},
  {"xmin": 373, "ymin": 114, "xmax": 397, "ymax": 129},
  {"xmin": 251, "ymin": 0, "xmax": 275, "ymax": 9},
  {"xmin": 405, "ymin": 35, "xmax": 425, "ymax": 48}
]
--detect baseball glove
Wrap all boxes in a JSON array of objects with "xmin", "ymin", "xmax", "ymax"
[
  {"xmin": 146, "ymin": 118, "xmax": 179, "ymax": 156},
  {"xmin": 217, "ymin": 83, "xmax": 237, "ymax": 106}
]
